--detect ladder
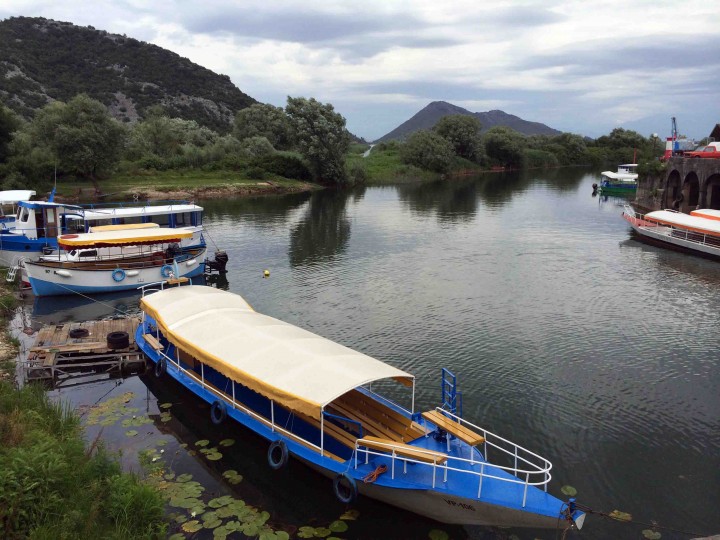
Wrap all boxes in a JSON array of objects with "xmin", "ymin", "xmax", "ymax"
[
  {"xmin": 441, "ymin": 368, "xmax": 463, "ymax": 418},
  {"xmin": 6, "ymin": 263, "xmax": 19, "ymax": 282}
]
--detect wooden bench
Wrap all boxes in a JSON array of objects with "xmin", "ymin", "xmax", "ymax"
[
  {"xmin": 166, "ymin": 277, "xmax": 190, "ymax": 286},
  {"xmin": 143, "ymin": 334, "xmax": 164, "ymax": 351},
  {"xmin": 357, "ymin": 435, "xmax": 447, "ymax": 464},
  {"xmin": 422, "ymin": 410, "xmax": 486, "ymax": 446},
  {"xmin": 337, "ymin": 390, "xmax": 425, "ymax": 441}
]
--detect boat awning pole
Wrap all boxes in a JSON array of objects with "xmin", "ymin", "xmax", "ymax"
[
  {"xmin": 411, "ymin": 379, "xmax": 415, "ymax": 414},
  {"xmin": 320, "ymin": 407, "xmax": 325, "ymax": 456},
  {"xmin": 271, "ymin": 401, "xmax": 275, "ymax": 432}
]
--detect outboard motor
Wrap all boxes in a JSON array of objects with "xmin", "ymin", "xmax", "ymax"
[{"xmin": 205, "ymin": 250, "xmax": 229, "ymax": 274}]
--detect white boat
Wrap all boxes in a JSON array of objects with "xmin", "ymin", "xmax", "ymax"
[
  {"xmin": 136, "ymin": 285, "xmax": 586, "ymax": 530},
  {"xmin": 23, "ymin": 226, "xmax": 206, "ymax": 296},
  {"xmin": 598, "ymin": 164, "xmax": 638, "ymax": 193},
  {"xmin": 623, "ymin": 205, "xmax": 720, "ymax": 258},
  {"xmin": 0, "ymin": 199, "xmax": 205, "ymax": 268},
  {"xmin": 0, "ymin": 190, "xmax": 36, "ymax": 230}
]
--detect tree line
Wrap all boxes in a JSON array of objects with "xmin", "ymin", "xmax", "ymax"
[{"xmin": 0, "ymin": 94, "xmax": 665, "ymax": 192}]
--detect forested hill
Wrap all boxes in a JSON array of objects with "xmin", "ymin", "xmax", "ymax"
[
  {"xmin": 376, "ymin": 101, "xmax": 562, "ymax": 142},
  {"xmin": 0, "ymin": 16, "xmax": 256, "ymax": 132}
]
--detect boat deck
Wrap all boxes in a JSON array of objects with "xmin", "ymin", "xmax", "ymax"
[{"xmin": 26, "ymin": 317, "xmax": 145, "ymax": 386}]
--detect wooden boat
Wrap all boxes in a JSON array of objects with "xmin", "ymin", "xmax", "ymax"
[
  {"xmin": 623, "ymin": 205, "xmax": 720, "ymax": 258},
  {"xmin": 23, "ymin": 226, "xmax": 206, "ymax": 296},
  {"xmin": 598, "ymin": 164, "xmax": 638, "ymax": 194},
  {"xmin": 135, "ymin": 285, "xmax": 586, "ymax": 530}
]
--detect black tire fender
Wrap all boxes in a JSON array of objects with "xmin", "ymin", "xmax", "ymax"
[
  {"xmin": 267, "ymin": 440, "xmax": 289, "ymax": 470},
  {"xmin": 210, "ymin": 400, "xmax": 227, "ymax": 425},
  {"xmin": 154, "ymin": 357, "xmax": 166, "ymax": 378},
  {"xmin": 333, "ymin": 473, "xmax": 358, "ymax": 504}
]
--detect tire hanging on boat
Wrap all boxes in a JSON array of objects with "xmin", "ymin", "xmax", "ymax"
[
  {"xmin": 154, "ymin": 357, "xmax": 166, "ymax": 378},
  {"xmin": 333, "ymin": 473, "xmax": 358, "ymax": 504},
  {"xmin": 267, "ymin": 440, "xmax": 289, "ymax": 470},
  {"xmin": 210, "ymin": 400, "xmax": 227, "ymax": 425}
]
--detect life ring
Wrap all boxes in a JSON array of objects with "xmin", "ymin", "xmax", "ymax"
[
  {"xmin": 333, "ymin": 473, "xmax": 358, "ymax": 504},
  {"xmin": 210, "ymin": 400, "xmax": 227, "ymax": 425},
  {"xmin": 112, "ymin": 268, "xmax": 126, "ymax": 282},
  {"xmin": 154, "ymin": 357, "xmax": 166, "ymax": 378},
  {"xmin": 267, "ymin": 440, "xmax": 289, "ymax": 470},
  {"xmin": 160, "ymin": 264, "xmax": 173, "ymax": 278}
]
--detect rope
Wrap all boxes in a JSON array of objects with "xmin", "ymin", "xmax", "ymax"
[
  {"xmin": 200, "ymin": 227, "xmax": 220, "ymax": 252},
  {"xmin": 29, "ymin": 280, "xmax": 135, "ymax": 318},
  {"xmin": 362, "ymin": 464, "xmax": 387, "ymax": 483}
]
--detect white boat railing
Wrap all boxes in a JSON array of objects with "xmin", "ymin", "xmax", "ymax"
[{"xmin": 626, "ymin": 207, "xmax": 720, "ymax": 249}]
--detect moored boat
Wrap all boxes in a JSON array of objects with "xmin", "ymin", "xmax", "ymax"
[
  {"xmin": 0, "ymin": 190, "xmax": 36, "ymax": 230},
  {"xmin": 135, "ymin": 285, "xmax": 585, "ymax": 530},
  {"xmin": 598, "ymin": 164, "xmax": 638, "ymax": 194},
  {"xmin": 623, "ymin": 205, "xmax": 720, "ymax": 258},
  {"xmin": 23, "ymin": 226, "xmax": 206, "ymax": 296}
]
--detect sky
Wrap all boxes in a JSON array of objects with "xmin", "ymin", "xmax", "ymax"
[{"xmin": 2, "ymin": 1, "xmax": 719, "ymax": 141}]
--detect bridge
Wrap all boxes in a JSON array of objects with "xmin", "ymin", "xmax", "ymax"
[{"xmin": 636, "ymin": 157, "xmax": 720, "ymax": 212}]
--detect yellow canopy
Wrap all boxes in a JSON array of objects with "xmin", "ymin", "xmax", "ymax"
[
  {"xmin": 90, "ymin": 223, "xmax": 160, "ymax": 232},
  {"xmin": 58, "ymin": 227, "xmax": 192, "ymax": 249},
  {"xmin": 141, "ymin": 287, "xmax": 414, "ymax": 418}
]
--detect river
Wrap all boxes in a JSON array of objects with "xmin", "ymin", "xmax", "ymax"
[{"xmin": 20, "ymin": 168, "xmax": 720, "ymax": 539}]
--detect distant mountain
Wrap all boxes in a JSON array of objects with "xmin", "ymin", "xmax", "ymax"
[
  {"xmin": 0, "ymin": 16, "xmax": 256, "ymax": 132},
  {"xmin": 376, "ymin": 101, "xmax": 562, "ymax": 142}
]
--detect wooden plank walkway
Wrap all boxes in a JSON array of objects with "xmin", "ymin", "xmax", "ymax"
[{"xmin": 27, "ymin": 317, "xmax": 146, "ymax": 386}]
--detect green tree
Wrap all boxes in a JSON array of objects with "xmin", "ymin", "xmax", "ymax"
[
  {"xmin": 482, "ymin": 126, "xmax": 525, "ymax": 167},
  {"xmin": 234, "ymin": 104, "xmax": 293, "ymax": 150},
  {"xmin": 433, "ymin": 115, "xmax": 482, "ymax": 160},
  {"xmin": 285, "ymin": 96, "xmax": 350, "ymax": 185},
  {"xmin": 27, "ymin": 95, "xmax": 126, "ymax": 179},
  {"xmin": 240, "ymin": 136, "xmax": 275, "ymax": 157},
  {"xmin": 0, "ymin": 104, "xmax": 21, "ymax": 163},
  {"xmin": 400, "ymin": 130, "xmax": 454, "ymax": 173}
]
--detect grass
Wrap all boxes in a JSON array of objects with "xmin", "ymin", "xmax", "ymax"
[
  {"xmin": 0, "ymin": 382, "xmax": 166, "ymax": 539},
  {"xmin": 346, "ymin": 146, "xmax": 439, "ymax": 185},
  {"xmin": 54, "ymin": 169, "xmax": 312, "ymax": 200}
]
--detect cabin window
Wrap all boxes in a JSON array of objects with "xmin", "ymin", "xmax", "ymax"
[
  {"xmin": 194, "ymin": 212, "xmax": 202, "ymax": 226},
  {"xmin": 149, "ymin": 214, "xmax": 170, "ymax": 226},
  {"xmin": 174, "ymin": 212, "xmax": 193, "ymax": 226},
  {"xmin": 78, "ymin": 250, "xmax": 97, "ymax": 258},
  {"xmin": 19, "ymin": 207, "xmax": 29, "ymax": 223}
]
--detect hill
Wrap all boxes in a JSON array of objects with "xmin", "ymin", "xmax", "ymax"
[
  {"xmin": 0, "ymin": 16, "xmax": 256, "ymax": 132},
  {"xmin": 376, "ymin": 101, "xmax": 562, "ymax": 142}
]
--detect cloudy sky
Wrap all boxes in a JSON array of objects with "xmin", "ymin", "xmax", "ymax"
[{"xmin": 2, "ymin": 1, "xmax": 719, "ymax": 141}]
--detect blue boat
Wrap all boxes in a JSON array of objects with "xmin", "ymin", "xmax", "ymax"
[
  {"xmin": 0, "ymin": 199, "xmax": 205, "ymax": 269},
  {"xmin": 135, "ymin": 285, "xmax": 586, "ymax": 530}
]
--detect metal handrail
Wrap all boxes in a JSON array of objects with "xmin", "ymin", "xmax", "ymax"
[{"xmin": 627, "ymin": 207, "xmax": 720, "ymax": 247}]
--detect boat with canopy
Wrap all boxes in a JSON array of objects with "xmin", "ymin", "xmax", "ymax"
[
  {"xmin": 23, "ymin": 225, "xmax": 206, "ymax": 296},
  {"xmin": 623, "ymin": 206, "xmax": 720, "ymax": 258},
  {"xmin": 136, "ymin": 285, "xmax": 585, "ymax": 529},
  {"xmin": 598, "ymin": 164, "xmax": 638, "ymax": 194}
]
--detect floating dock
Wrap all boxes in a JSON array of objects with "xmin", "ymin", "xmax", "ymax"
[{"xmin": 26, "ymin": 317, "xmax": 146, "ymax": 387}]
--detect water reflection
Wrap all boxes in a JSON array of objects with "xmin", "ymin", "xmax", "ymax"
[
  {"xmin": 396, "ymin": 177, "xmax": 479, "ymax": 223},
  {"xmin": 201, "ymin": 191, "xmax": 312, "ymax": 227},
  {"xmin": 289, "ymin": 188, "xmax": 365, "ymax": 267}
]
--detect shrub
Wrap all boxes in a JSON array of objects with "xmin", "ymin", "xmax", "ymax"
[{"xmin": 249, "ymin": 153, "xmax": 312, "ymax": 181}]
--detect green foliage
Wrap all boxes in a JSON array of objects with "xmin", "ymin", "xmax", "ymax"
[
  {"xmin": 0, "ymin": 382, "xmax": 165, "ymax": 539},
  {"xmin": 523, "ymin": 148, "xmax": 559, "ymax": 168},
  {"xmin": 400, "ymin": 130, "xmax": 455, "ymax": 173},
  {"xmin": 240, "ymin": 136, "xmax": 275, "ymax": 158},
  {"xmin": 233, "ymin": 104, "xmax": 292, "ymax": 150},
  {"xmin": 482, "ymin": 126, "xmax": 526, "ymax": 167},
  {"xmin": 249, "ymin": 153, "xmax": 312, "ymax": 181},
  {"xmin": 286, "ymin": 96, "xmax": 351, "ymax": 185},
  {"xmin": 347, "ymin": 162, "xmax": 369, "ymax": 185},
  {"xmin": 0, "ymin": 105, "xmax": 21, "ymax": 164},
  {"xmin": 21, "ymin": 94, "xmax": 126, "ymax": 179},
  {"xmin": 433, "ymin": 115, "xmax": 482, "ymax": 161}
]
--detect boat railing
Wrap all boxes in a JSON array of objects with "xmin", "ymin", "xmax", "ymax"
[
  {"xmin": 354, "ymin": 431, "xmax": 551, "ymax": 507},
  {"xmin": 148, "ymin": 342, "xmax": 326, "ymax": 458},
  {"xmin": 627, "ymin": 208, "xmax": 720, "ymax": 247},
  {"xmin": 79, "ymin": 199, "xmax": 194, "ymax": 210}
]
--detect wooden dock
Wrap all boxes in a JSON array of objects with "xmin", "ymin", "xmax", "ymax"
[{"xmin": 26, "ymin": 317, "xmax": 146, "ymax": 387}]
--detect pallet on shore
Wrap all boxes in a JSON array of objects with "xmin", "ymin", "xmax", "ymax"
[{"xmin": 26, "ymin": 317, "xmax": 146, "ymax": 387}]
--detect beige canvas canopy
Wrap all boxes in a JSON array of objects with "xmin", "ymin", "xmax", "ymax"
[
  {"xmin": 58, "ymin": 227, "xmax": 192, "ymax": 249},
  {"xmin": 141, "ymin": 286, "xmax": 414, "ymax": 418}
]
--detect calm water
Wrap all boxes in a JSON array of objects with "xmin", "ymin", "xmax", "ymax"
[{"xmin": 21, "ymin": 169, "xmax": 720, "ymax": 539}]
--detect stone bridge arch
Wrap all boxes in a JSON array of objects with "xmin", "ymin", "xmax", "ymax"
[
  {"xmin": 664, "ymin": 169, "xmax": 682, "ymax": 209},
  {"xmin": 680, "ymin": 171, "xmax": 700, "ymax": 212},
  {"xmin": 704, "ymin": 173, "xmax": 720, "ymax": 209}
]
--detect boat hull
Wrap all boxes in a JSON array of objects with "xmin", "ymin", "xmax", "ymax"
[
  {"xmin": 623, "ymin": 211, "xmax": 720, "ymax": 259},
  {"xmin": 24, "ymin": 249, "xmax": 206, "ymax": 296}
]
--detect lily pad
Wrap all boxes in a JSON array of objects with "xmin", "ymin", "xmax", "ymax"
[
  {"xmin": 206, "ymin": 451, "xmax": 223, "ymax": 461},
  {"xmin": 642, "ymin": 530, "xmax": 661, "ymax": 540},
  {"xmin": 609, "ymin": 510, "xmax": 633, "ymax": 522},
  {"xmin": 222, "ymin": 469, "xmax": 243, "ymax": 485},
  {"xmin": 195, "ymin": 439, "xmax": 210, "ymax": 447},
  {"xmin": 160, "ymin": 402, "xmax": 173, "ymax": 409},
  {"xmin": 125, "ymin": 430, "xmax": 138, "ymax": 437},
  {"xmin": 208, "ymin": 495, "xmax": 235, "ymax": 508},
  {"xmin": 313, "ymin": 527, "xmax": 332, "ymax": 538},
  {"xmin": 182, "ymin": 520, "xmax": 203, "ymax": 533},
  {"xmin": 204, "ymin": 518, "xmax": 223, "ymax": 529},
  {"xmin": 297, "ymin": 526, "xmax": 316, "ymax": 538},
  {"xmin": 429, "ymin": 530, "xmax": 449, "ymax": 540},
  {"xmin": 219, "ymin": 438, "xmax": 235, "ymax": 447},
  {"xmin": 156, "ymin": 439, "xmax": 168, "ymax": 447},
  {"xmin": 242, "ymin": 524, "xmax": 260, "ymax": 536},
  {"xmin": 176, "ymin": 473, "xmax": 193, "ymax": 483},
  {"xmin": 213, "ymin": 525, "xmax": 230, "ymax": 539},
  {"xmin": 329, "ymin": 520, "xmax": 348, "ymax": 533},
  {"xmin": 169, "ymin": 534, "xmax": 185, "ymax": 540},
  {"xmin": 164, "ymin": 472, "xmax": 176, "ymax": 480},
  {"xmin": 560, "ymin": 485, "xmax": 577, "ymax": 496},
  {"xmin": 340, "ymin": 509, "xmax": 359, "ymax": 520}
]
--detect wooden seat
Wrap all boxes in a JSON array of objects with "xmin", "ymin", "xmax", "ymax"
[
  {"xmin": 143, "ymin": 334, "xmax": 164, "ymax": 351},
  {"xmin": 422, "ymin": 410, "xmax": 486, "ymax": 446},
  {"xmin": 166, "ymin": 277, "xmax": 189, "ymax": 286},
  {"xmin": 335, "ymin": 390, "xmax": 425, "ymax": 442},
  {"xmin": 357, "ymin": 435, "xmax": 447, "ymax": 464}
]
